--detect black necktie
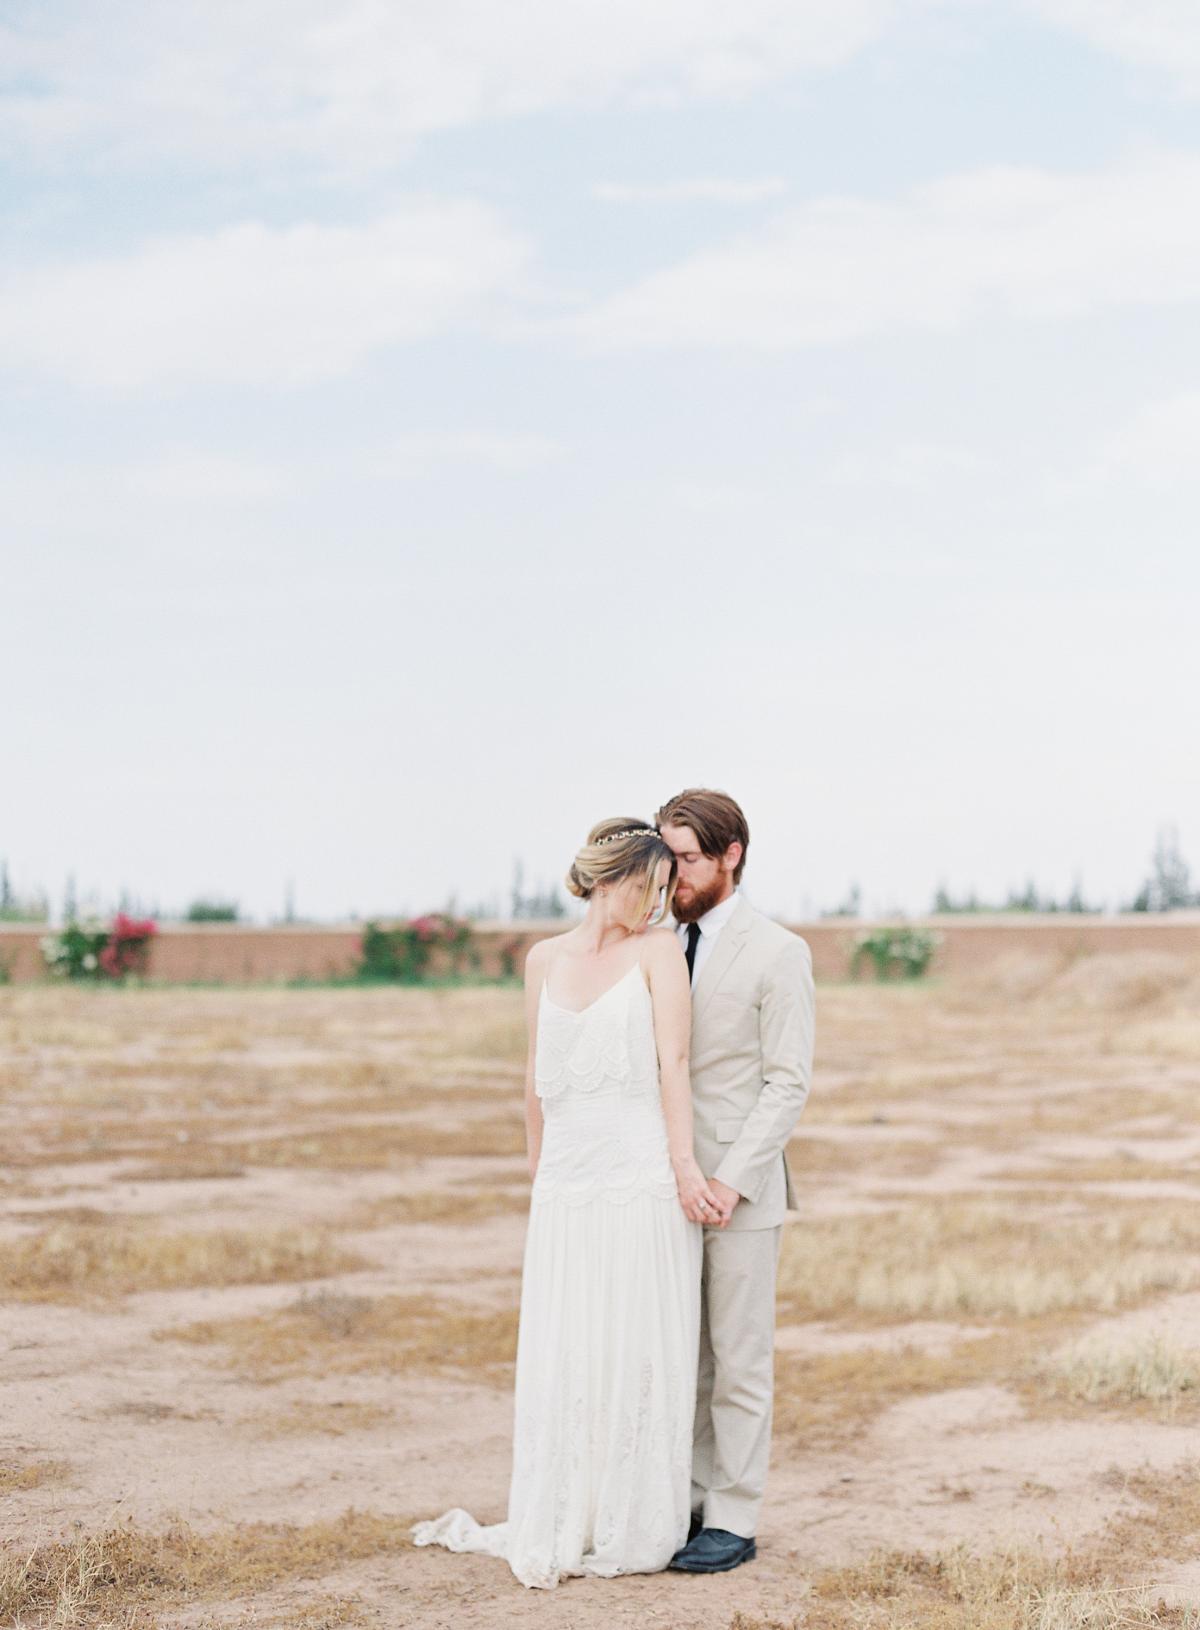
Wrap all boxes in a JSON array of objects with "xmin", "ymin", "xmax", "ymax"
[{"xmin": 685, "ymin": 922, "xmax": 701, "ymax": 984}]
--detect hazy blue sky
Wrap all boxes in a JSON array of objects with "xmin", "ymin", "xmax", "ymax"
[{"xmin": 4, "ymin": 2, "xmax": 1198, "ymax": 923}]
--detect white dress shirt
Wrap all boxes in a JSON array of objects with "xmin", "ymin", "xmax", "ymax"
[{"xmin": 675, "ymin": 887, "xmax": 741, "ymax": 987}]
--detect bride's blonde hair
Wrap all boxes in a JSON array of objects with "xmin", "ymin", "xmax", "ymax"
[{"xmin": 565, "ymin": 818, "xmax": 677, "ymax": 926}]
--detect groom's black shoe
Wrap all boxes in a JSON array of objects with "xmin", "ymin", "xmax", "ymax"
[
  {"xmin": 686, "ymin": 1510, "xmax": 703, "ymax": 1544},
  {"xmin": 669, "ymin": 1526, "xmax": 757, "ymax": 1573}
]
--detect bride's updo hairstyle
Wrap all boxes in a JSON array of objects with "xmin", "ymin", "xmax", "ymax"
[{"xmin": 565, "ymin": 818, "xmax": 678, "ymax": 926}]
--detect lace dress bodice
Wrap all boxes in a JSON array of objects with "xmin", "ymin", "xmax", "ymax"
[{"xmin": 532, "ymin": 961, "xmax": 678, "ymax": 1207}]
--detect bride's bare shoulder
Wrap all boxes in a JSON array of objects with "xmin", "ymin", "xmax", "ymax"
[
  {"xmin": 642, "ymin": 925, "xmax": 685, "ymax": 964},
  {"xmin": 522, "ymin": 929, "xmax": 577, "ymax": 982}
]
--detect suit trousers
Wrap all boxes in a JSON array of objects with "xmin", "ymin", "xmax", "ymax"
[{"xmin": 690, "ymin": 1221, "xmax": 783, "ymax": 1539}]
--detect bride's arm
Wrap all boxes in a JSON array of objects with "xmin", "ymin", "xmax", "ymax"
[
  {"xmin": 522, "ymin": 940, "xmax": 548, "ymax": 1181},
  {"xmin": 646, "ymin": 930, "xmax": 722, "ymax": 1225}
]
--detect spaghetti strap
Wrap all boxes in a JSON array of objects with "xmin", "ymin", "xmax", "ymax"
[{"xmin": 542, "ymin": 950, "xmax": 647, "ymax": 1016}]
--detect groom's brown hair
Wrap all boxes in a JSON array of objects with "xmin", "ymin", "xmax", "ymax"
[{"xmin": 654, "ymin": 788, "xmax": 750, "ymax": 885}]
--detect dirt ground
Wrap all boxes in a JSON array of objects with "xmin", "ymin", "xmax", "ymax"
[{"xmin": 3, "ymin": 952, "xmax": 1200, "ymax": 1627}]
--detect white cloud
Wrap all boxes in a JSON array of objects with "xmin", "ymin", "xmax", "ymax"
[
  {"xmin": 123, "ymin": 452, "xmax": 288, "ymax": 503},
  {"xmin": 1, "ymin": 1, "xmax": 904, "ymax": 175},
  {"xmin": 0, "ymin": 201, "xmax": 528, "ymax": 390},
  {"xmin": 595, "ymin": 178, "xmax": 788, "ymax": 205},
  {"xmin": 573, "ymin": 151, "xmax": 1200, "ymax": 350},
  {"xmin": 380, "ymin": 432, "xmax": 565, "ymax": 476},
  {"xmin": 1025, "ymin": 1, "xmax": 1200, "ymax": 94},
  {"xmin": 3, "ymin": 0, "xmax": 1198, "ymax": 187},
  {"xmin": 673, "ymin": 480, "xmax": 766, "ymax": 514},
  {"xmin": 1086, "ymin": 391, "xmax": 1200, "ymax": 491},
  {"xmin": 1, "ymin": 453, "xmax": 290, "ymax": 541},
  {"xmin": 830, "ymin": 441, "xmax": 991, "ymax": 491}
]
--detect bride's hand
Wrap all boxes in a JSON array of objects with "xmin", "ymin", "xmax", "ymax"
[{"xmin": 673, "ymin": 1159, "xmax": 723, "ymax": 1226}]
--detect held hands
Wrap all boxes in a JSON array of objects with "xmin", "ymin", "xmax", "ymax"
[
  {"xmin": 705, "ymin": 1177, "xmax": 742, "ymax": 1225},
  {"xmin": 674, "ymin": 1158, "xmax": 737, "ymax": 1227}
]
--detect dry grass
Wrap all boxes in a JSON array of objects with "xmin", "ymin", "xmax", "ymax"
[
  {"xmin": 279, "ymin": 1598, "xmax": 370, "ymax": 1629},
  {"xmin": 802, "ymin": 1543, "xmax": 1200, "ymax": 1629},
  {"xmin": 341, "ymin": 1186, "xmax": 529, "ymax": 1227},
  {"xmin": 1100, "ymin": 1461, "xmax": 1200, "ymax": 1565},
  {"xmin": 121, "ymin": 1160, "xmax": 248, "ymax": 1182},
  {"xmin": 158, "ymin": 1286, "xmax": 519, "ymax": 1382},
  {"xmin": 786, "ymin": 1133, "xmax": 942, "ymax": 1179},
  {"xmin": 27, "ymin": 1111, "xmax": 529, "ymax": 1179},
  {"xmin": 776, "ymin": 1328, "xmax": 1200, "ymax": 1446},
  {"xmin": 0, "ymin": 1220, "xmax": 362, "ymax": 1302},
  {"xmin": 1047, "ymin": 953, "xmax": 1198, "ymax": 1013},
  {"xmin": 944, "ymin": 951, "xmax": 1200, "ymax": 1017},
  {"xmin": 245, "ymin": 1399, "xmax": 395, "ymax": 1438},
  {"xmin": 12, "ymin": 1202, "xmax": 114, "ymax": 1224},
  {"xmin": 224, "ymin": 1115, "xmax": 527, "ymax": 1167},
  {"xmin": 2, "ymin": 1113, "xmax": 247, "ymax": 1169},
  {"xmin": 997, "ymin": 1160, "xmax": 1200, "ymax": 1187},
  {"xmin": 0, "ymin": 1508, "xmax": 418, "ymax": 1626},
  {"xmin": 778, "ymin": 1200, "xmax": 1200, "ymax": 1323},
  {"xmin": 776, "ymin": 1463, "xmax": 1200, "ymax": 1629},
  {"xmin": 773, "ymin": 1333, "xmax": 1030, "ymax": 1444},
  {"xmin": 8, "ymin": 1104, "xmax": 520, "ymax": 1173},
  {"xmin": 0, "ymin": 1456, "xmax": 72, "ymax": 1491},
  {"xmin": 1039, "ymin": 1335, "xmax": 1200, "ymax": 1415},
  {"xmin": 103, "ymin": 1399, "xmax": 218, "ymax": 1423}
]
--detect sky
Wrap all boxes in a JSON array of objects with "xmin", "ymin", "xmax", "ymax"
[{"xmin": 3, "ymin": 1, "xmax": 1199, "ymax": 924}]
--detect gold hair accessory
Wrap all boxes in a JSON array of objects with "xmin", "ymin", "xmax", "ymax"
[{"xmin": 595, "ymin": 827, "xmax": 658, "ymax": 846}]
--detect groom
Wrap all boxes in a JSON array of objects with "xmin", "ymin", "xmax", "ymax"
[{"xmin": 655, "ymin": 788, "xmax": 816, "ymax": 1574}]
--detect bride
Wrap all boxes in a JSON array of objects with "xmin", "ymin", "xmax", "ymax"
[{"xmin": 411, "ymin": 819, "xmax": 723, "ymax": 1588}]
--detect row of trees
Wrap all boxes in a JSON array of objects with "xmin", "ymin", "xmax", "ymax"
[
  {"xmin": 0, "ymin": 868, "xmax": 244, "ymax": 925},
  {"xmin": 0, "ymin": 855, "xmax": 569, "ymax": 927},
  {"xmin": 4, "ymin": 829, "xmax": 1199, "ymax": 929},
  {"xmin": 827, "ymin": 827, "xmax": 1200, "ymax": 919}
]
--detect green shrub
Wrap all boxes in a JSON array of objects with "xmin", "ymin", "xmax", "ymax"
[
  {"xmin": 186, "ymin": 899, "xmax": 240, "ymax": 921},
  {"xmin": 851, "ymin": 925, "xmax": 940, "ymax": 980},
  {"xmin": 355, "ymin": 913, "xmax": 474, "ymax": 983},
  {"xmin": 41, "ymin": 915, "xmax": 157, "ymax": 982}
]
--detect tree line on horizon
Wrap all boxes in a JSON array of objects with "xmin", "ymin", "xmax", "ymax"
[
  {"xmin": 825, "ymin": 826, "xmax": 1200, "ymax": 918},
  {"xmin": 1, "ymin": 828, "xmax": 1197, "ymax": 929}
]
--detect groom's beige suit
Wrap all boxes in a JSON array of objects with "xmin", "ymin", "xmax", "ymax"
[{"xmin": 682, "ymin": 890, "xmax": 815, "ymax": 1539}]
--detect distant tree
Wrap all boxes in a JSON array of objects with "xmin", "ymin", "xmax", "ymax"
[
  {"xmin": 0, "ymin": 860, "xmax": 49, "ymax": 922},
  {"xmin": 1005, "ymin": 879, "xmax": 1041, "ymax": 912},
  {"xmin": 63, "ymin": 873, "xmax": 78, "ymax": 923},
  {"xmin": 932, "ymin": 877, "xmax": 1096, "ymax": 914},
  {"xmin": 822, "ymin": 883, "xmax": 861, "ymax": 918},
  {"xmin": 930, "ymin": 885, "xmax": 982, "ymax": 913},
  {"xmin": 1064, "ymin": 875, "xmax": 1099, "ymax": 914},
  {"xmin": 1130, "ymin": 825, "xmax": 1197, "ymax": 912},
  {"xmin": 510, "ymin": 858, "xmax": 567, "ymax": 919}
]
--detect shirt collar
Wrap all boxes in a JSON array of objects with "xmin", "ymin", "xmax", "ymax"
[{"xmin": 679, "ymin": 887, "xmax": 741, "ymax": 938}]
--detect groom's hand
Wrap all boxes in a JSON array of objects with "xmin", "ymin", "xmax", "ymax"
[{"xmin": 707, "ymin": 1177, "xmax": 742, "ymax": 1226}]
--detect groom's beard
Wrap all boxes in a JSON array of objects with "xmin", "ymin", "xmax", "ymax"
[{"xmin": 672, "ymin": 874, "xmax": 728, "ymax": 924}]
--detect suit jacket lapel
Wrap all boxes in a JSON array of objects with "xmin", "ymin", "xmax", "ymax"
[{"xmin": 691, "ymin": 894, "xmax": 754, "ymax": 1022}]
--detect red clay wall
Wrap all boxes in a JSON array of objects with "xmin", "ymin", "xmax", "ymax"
[{"xmin": 3, "ymin": 915, "xmax": 1200, "ymax": 986}]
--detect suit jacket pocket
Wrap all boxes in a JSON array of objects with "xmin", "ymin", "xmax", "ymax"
[
  {"xmin": 707, "ymin": 985, "xmax": 760, "ymax": 1013},
  {"xmin": 715, "ymin": 1116, "xmax": 743, "ymax": 1143}
]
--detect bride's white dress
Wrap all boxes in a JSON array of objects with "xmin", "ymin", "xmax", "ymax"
[{"xmin": 411, "ymin": 959, "xmax": 702, "ymax": 1589}]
